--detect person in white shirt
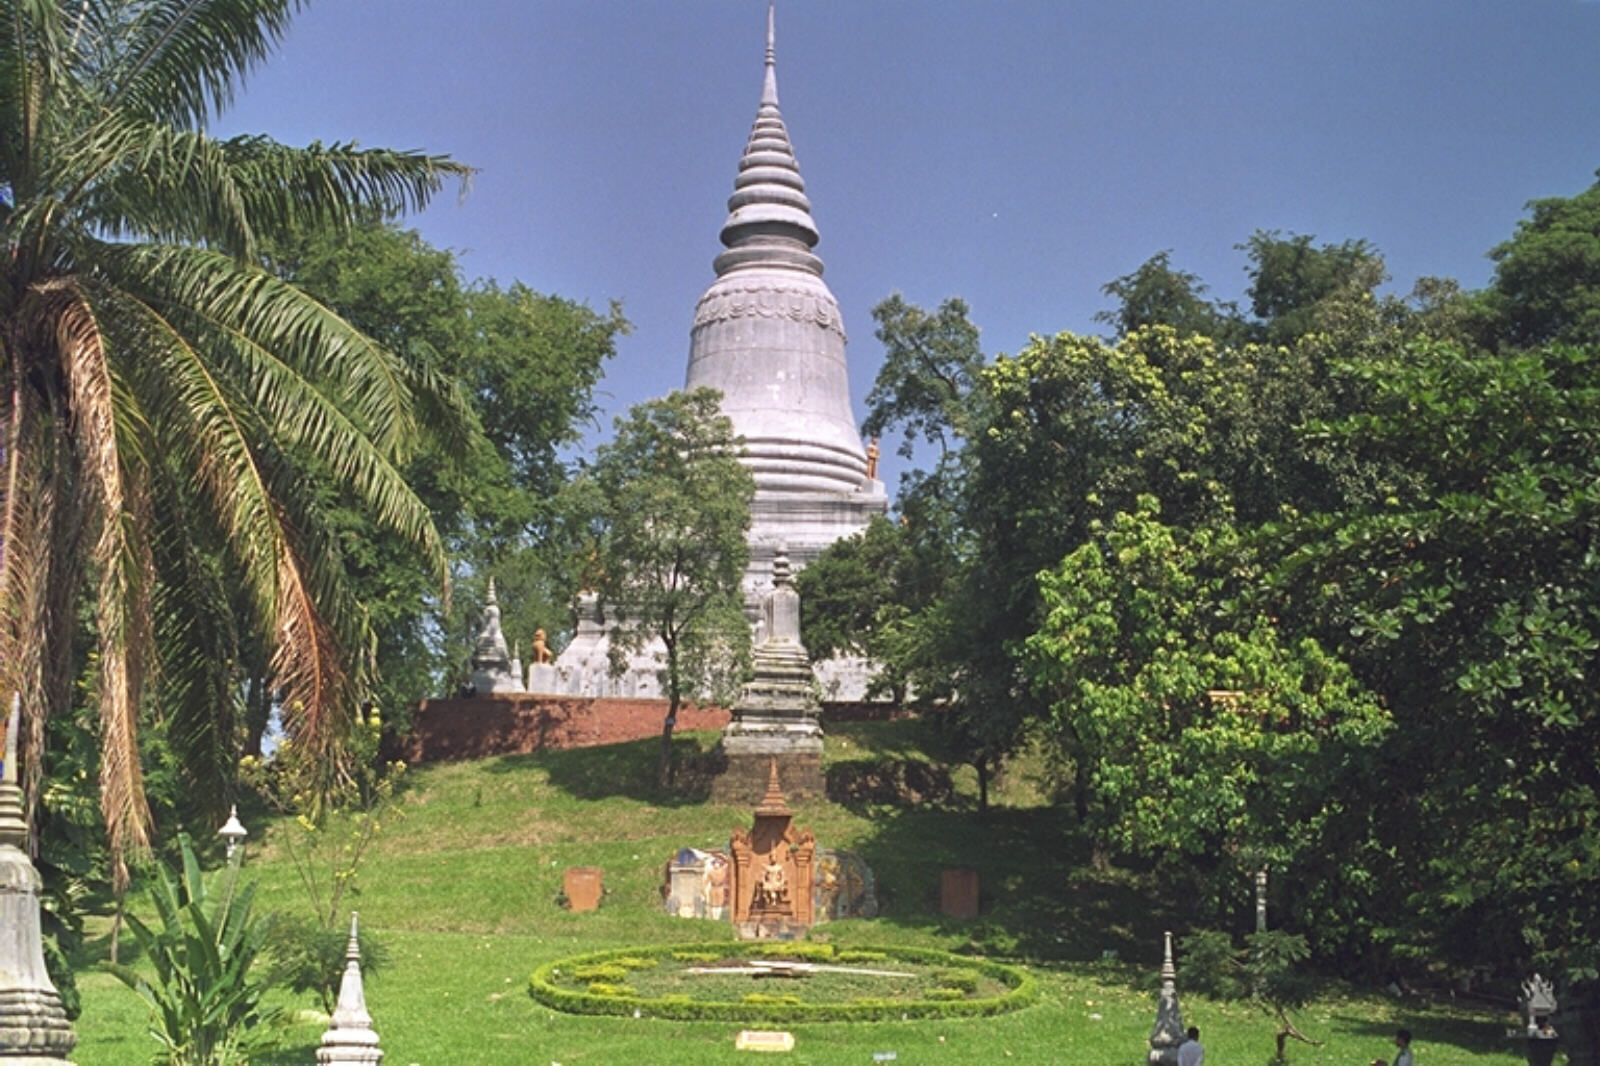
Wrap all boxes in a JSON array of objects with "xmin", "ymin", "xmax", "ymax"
[
  {"xmin": 1177, "ymin": 1025, "xmax": 1204, "ymax": 1066},
  {"xmin": 1392, "ymin": 1028, "xmax": 1415, "ymax": 1066}
]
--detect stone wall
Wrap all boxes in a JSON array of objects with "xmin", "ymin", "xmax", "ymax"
[{"xmin": 383, "ymin": 697, "xmax": 732, "ymax": 764}]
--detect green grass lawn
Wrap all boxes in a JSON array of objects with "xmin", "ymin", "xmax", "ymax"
[{"xmin": 68, "ymin": 721, "xmax": 1539, "ymax": 1065}]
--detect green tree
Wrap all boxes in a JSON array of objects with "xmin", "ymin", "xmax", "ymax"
[
  {"xmin": 264, "ymin": 219, "xmax": 626, "ymax": 729},
  {"xmin": 0, "ymin": 0, "xmax": 467, "ymax": 875},
  {"xmin": 572, "ymin": 389, "xmax": 754, "ymax": 787},
  {"xmin": 1239, "ymin": 231, "xmax": 1387, "ymax": 344},
  {"xmin": 795, "ymin": 515, "xmax": 931, "ymax": 704},
  {"xmin": 1025, "ymin": 499, "xmax": 1388, "ymax": 915},
  {"xmin": 1265, "ymin": 338, "xmax": 1600, "ymax": 979},
  {"xmin": 1182, "ymin": 929, "xmax": 1320, "ymax": 1062},
  {"xmin": 862, "ymin": 294, "xmax": 986, "ymax": 460},
  {"xmin": 1485, "ymin": 170, "xmax": 1600, "ymax": 348},
  {"xmin": 1094, "ymin": 249, "xmax": 1234, "ymax": 341}
]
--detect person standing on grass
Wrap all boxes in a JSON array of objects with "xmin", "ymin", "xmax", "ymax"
[
  {"xmin": 1390, "ymin": 1029, "xmax": 1415, "ymax": 1066},
  {"xmin": 1177, "ymin": 1025, "xmax": 1204, "ymax": 1066}
]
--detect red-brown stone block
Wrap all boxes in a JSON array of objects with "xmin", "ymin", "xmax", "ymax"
[
  {"xmin": 940, "ymin": 867, "xmax": 980, "ymax": 919},
  {"xmin": 564, "ymin": 866, "xmax": 603, "ymax": 912}
]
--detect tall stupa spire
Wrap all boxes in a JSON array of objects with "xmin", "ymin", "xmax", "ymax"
[
  {"xmin": 713, "ymin": 3, "xmax": 820, "ymax": 278},
  {"xmin": 688, "ymin": 5, "xmax": 885, "ymax": 510},
  {"xmin": 763, "ymin": 3, "xmax": 777, "ymax": 105},
  {"xmin": 673, "ymin": 5, "xmax": 886, "ymax": 701}
]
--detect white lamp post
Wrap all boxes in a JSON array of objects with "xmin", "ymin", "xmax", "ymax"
[{"xmin": 219, "ymin": 804, "xmax": 248, "ymax": 860}]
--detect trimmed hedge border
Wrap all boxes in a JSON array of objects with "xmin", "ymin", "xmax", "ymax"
[{"xmin": 528, "ymin": 941, "xmax": 1038, "ymax": 1024}]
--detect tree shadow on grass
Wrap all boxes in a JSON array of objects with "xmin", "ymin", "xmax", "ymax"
[
  {"xmin": 254, "ymin": 1034, "xmax": 320, "ymax": 1066},
  {"xmin": 1329, "ymin": 1010, "xmax": 1521, "ymax": 1062},
  {"xmin": 837, "ymin": 802, "xmax": 1186, "ymax": 965},
  {"xmin": 481, "ymin": 732, "xmax": 720, "ymax": 808}
]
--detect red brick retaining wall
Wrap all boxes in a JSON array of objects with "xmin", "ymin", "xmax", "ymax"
[
  {"xmin": 384, "ymin": 697, "xmax": 732, "ymax": 764},
  {"xmin": 383, "ymin": 697, "xmax": 911, "ymax": 765}
]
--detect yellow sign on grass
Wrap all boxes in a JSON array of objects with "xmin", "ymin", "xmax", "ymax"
[{"xmin": 735, "ymin": 1030, "xmax": 796, "ymax": 1053}]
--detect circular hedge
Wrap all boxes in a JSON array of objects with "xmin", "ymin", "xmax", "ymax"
[{"xmin": 528, "ymin": 941, "xmax": 1036, "ymax": 1024}]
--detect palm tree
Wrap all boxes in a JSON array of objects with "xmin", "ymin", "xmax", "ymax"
[{"xmin": 0, "ymin": 0, "xmax": 470, "ymax": 884}]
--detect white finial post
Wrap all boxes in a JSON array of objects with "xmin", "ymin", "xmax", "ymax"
[
  {"xmin": 318, "ymin": 911, "xmax": 383, "ymax": 1064},
  {"xmin": 761, "ymin": 2, "xmax": 779, "ymax": 107},
  {"xmin": 1147, "ymin": 930, "xmax": 1186, "ymax": 1063}
]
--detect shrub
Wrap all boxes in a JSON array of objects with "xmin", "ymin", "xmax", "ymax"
[
  {"xmin": 612, "ymin": 956, "xmax": 658, "ymax": 971},
  {"xmin": 572, "ymin": 963, "xmax": 631, "ymax": 983},
  {"xmin": 926, "ymin": 988, "xmax": 967, "ymax": 1001},
  {"xmin": 263, "ymin": 914, "xmax": 388, "ymax": 1013},
  {"xmin": 837, "ymin": 949, "xmax": 888, "ymax": 963},
  {"xmin": 585, "ymin": 982, "xmax": 637, "ymax": 997},
  {"xmin": 750, "ymin": 941, "xmax": 834, "ymax": 960},
  {"xmin": 105, "ymin": 835, "xmax": 280, "ymax": 1066},
  {"xmin": 936, "ymin": 969, "xmax": 979, "ymax": 993}
]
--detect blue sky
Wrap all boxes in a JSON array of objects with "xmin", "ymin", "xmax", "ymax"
[{"xmin": 220, "ymin": 1, "xmax": 1600, "ymax": 489}]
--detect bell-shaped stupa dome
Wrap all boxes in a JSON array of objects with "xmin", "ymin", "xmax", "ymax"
[{"xmin": 685, "ymin": 5, "xmax": 879, "ymax": 503}]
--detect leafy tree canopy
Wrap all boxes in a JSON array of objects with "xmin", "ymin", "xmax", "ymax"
[{"xmin": 567, "ymin": 388, "xmax": 754, "ymax": 786}]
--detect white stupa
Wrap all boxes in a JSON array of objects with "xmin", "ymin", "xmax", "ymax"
[
  {"xmin": 556, "ymin": 5, "xmax": 886, "ymax": 701},
  {"xmin": 686, "ymin": 3, "xmax": 888, "ymax": 597}
]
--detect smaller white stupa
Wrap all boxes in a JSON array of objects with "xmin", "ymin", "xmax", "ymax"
[
  {"xmin": 469, "ymin": 579, "xmax": 523, "ymax": 695},
  {"xmin": 317, "ymin": 912, "xmax": 383, "ymax": 1065}
]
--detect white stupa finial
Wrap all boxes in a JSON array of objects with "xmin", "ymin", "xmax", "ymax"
[
  {"xmin": 1148, "ymin": 930, "xmax": 1186, "ymax": 1059},
  {"xmin": 317, "ymin": 911, "xmax": 382, "ymax": 1064},
  {"xmin": 763, "ymin": 3, "xmax": 778, "ymax": 105}
]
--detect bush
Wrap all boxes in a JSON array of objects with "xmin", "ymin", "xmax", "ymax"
[
  {"xmin": 749, "ymin": 941, "xmax": 834, "ymax": 960},
  {"xmin": 105, "ymin": 835, "xmax": 280, "ymax": 1066},
  {"xmin": 263, "ymin": 914, "xmax": 388, "ymax": 1013},
  {"xmin": 836, "ymin": 950, "xmax": 888, "ymax": 963},
  {"xmin": 571, "ymin": 963, "xmax": 631, "ymax": 983},
  {"xmin": 936, "ymin": 969, "xmax": 979, "ymax": 993},
  {"xmin": 612, "ymin": 956, "xmax": 658, "ymax": 971},
  {"xmin": 585, "ymin": 982, "xmax": 637, "ymax": 997}
]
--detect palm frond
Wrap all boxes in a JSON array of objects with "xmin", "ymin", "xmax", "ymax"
[
  {"xmin": 148, "ymin": 469, "xmax": 242, "ymax": 824},
  {"xmin": 59, "ymin": 122, "xmax": 468, "ymax": 259},
  {"xmin": 0, "ymin": 360, "xmax": 57, "ymax": 833},
  {"xmin": 58, "ymin": 109, "xmax": 256, "ymax": 254},
  {"xmin": 219, "ymin": 134, "xmax": 471, "ymax": 239},
  {"xmin": 98, "ymin": 0, "xmax": 298, "ymax": 128},
  {"xmin": 177, "ymin": 299, "xmax": 448, "ymax": 587},
  {"xmin": 102, "ymin": 242, "xmax": 421, "ymax": 458},
  {"xmin": 86, "ymin": 278, "xmax": 358, "ymax": 773},
  {"xmin": 46, "ymin": 278, "xmax": 153, "ymax": 885}
]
